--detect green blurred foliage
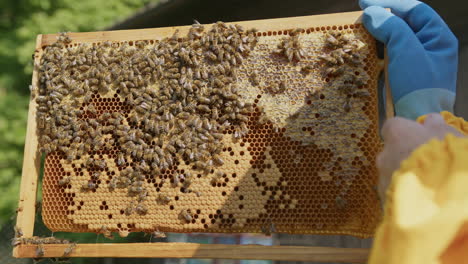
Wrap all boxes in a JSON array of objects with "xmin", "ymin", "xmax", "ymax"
[
  {"xmin": 0, "ymin": 0, "xmax": 156, "ymax": 227},
  {"xmin": 0, "ymin": 93, "xmax": 28, "ymax": 223}
]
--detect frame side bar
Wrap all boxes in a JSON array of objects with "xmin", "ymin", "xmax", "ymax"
[
  {"xmin": 384, "ymin": 48, "xmax": 395, "ymax": 119},
  {"xmin": 14, "ymin": 34, "xmax": 43, "ymax": 240}
]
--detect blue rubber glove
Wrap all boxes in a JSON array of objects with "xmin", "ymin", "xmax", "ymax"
[{"xmin": 359, "ymin": 0, "xmax": 458, "ymax": 120}]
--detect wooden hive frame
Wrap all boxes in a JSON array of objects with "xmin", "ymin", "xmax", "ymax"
[{"xmin": 14, "ymin": 10, "xmax": 392, "ymax": 263}]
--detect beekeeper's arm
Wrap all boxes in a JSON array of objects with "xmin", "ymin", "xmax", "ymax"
[
  {"xmin": 371, "ymin": 112, "xmax": 467, "ymax": 264},
  {"xmin": 358, "ymin": 1, "xmax": 468, "ymax": 263}
]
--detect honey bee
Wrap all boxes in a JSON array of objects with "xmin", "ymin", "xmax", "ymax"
[
  {"xmin": 82, "ymin": 93, "xmax": 92, "ymax": 104},
  {"xmin": 182, "ymin": 176, "xmax": 192, "ymax": 190},
  {"xmin": 14, "ymin": 206, "xmax": 23, "ymax": 217},
  {"xmin": 173, "ymin": 173, "xmax": 183, "ymax": 186},
  {"xmin": 211, "ymin": 171, "xmax": 224, "ymax": 184},
  {"xmin": 343, "ymin": 100, "xmax": 351, "ymax": 113},
  {"xmin": 76, "ymin": 64, "xmax": 91, "ymax": 73},
  {"xmin": 223, "ymin": 92, "xmax": 238, "ymax": 100},
  {"xmin": 335, "ymin": 196, "xmax": 347, "ymax": 209},
  {"xmin": 99, "ymin": 225, "xmax": 114, "ymax": 240},
  {"xmin": 37, "ymin": 105, "xmax": 48, "ymax": 113},
  {"xmin": 325, "ymin": 66, "xmax": 345, "ymax": 77},
  {"xmin": 14, "ymin": 226, "xmax": 23, "ymax": 238},
  {"xmin": 198, "ymin": 96, "xmax": 211, "ymax": 104},
  {"xmin": 194, "ymin": 160, "xmax": 206, "ymax": 171},
  {"xmin": 260, "ymin": 224, "xmax": 270, "ymax": 236},
  {"xmin": 318, "ymin": 54, "xmax": 338, "ymax": 65},
  {"xmin": 341, "ymin": 73, "xmax": 356, "ymax": 83},
  {"xmin": 249, "ymin": 71, "xmax": 260, "ymax": 86},
  {"xmin": 165, "ymin": 144, "xmax": 176, "ymax": 154},
  {"xmin": 213, "ymin": 77, "xmax": 224, "ymax": 88},
  {"xmin": 36, "ymin": 95, "xmax": 47, "ymax": 104},
  {"xmin": 345, "ymin": 55, "xmax": 362, "ymax": 66},
  {"xmin": 301, "ymin": 65, "xmax": 314, "ymax": 74},
  {"xmin": 152, "ymin": 229, "xmax": 167, "ymax": 238},
  {"xmin": 239, "ymin": 121, "xmax": 249, "ymax": 132},
  {"xmin": 94, "ymin": 159, "xmax": 106, "ymax": 169},
  {"xmin": 124, "ymin": 203, "xmax": 134, "ymax": 216},
  {"xmin": 11, "ymin": 237, "xmax": 26, "ymax": 247},
  {"xmin": 81, "ymin": 181, "xmax": 96, "ymax": 191},
  {"xmin": 157, "ymin": 194, "xmax": 171, "ymax": 204},
  {"xmin": 63, "ymin": 243, "xmax": 76, "ymax": 256},
  {"xmin": 180, "ymin": 209, "xmax": 192, "ymax": 222},
  {"xmin": 331, "ymin": 48, "xmax": 347, "ymax": 64},
  {"xmin": 58, "ymin": 32, "xmax": 72, "ymax": 43},
  {"xmin": 35, "ymin": 244, "xmax": 45, "ymax": 257},
  {"xmin": 193, "ymin": 68, "xmax": 201, "ymax": 79},
  {"xmin": 58, "ymin": 177, "xmax": 71, "ymax": 186},
  {"xmin": 200, "ymin": 68, "xmax": 209, "ymax": 79},
  {"xmin": 201, "ymin": 119, "xmax": 212, "ymax": 131},
  {"xmin": 190, "ymin": 116, "xmax": 202, "ymax": 129},
  {"xmin": 212, "ymin": 154, "xmax": 224, "ymax": 165},
  {"xmin": 108, "ymin": 180, "xmax": 117, "ymax": 191},
  {"xmin": 325, "ymin": 33, "xmax": 340, "ymax": 47},
  {"xmin": 216, "ymin": 49, "xmax": 225, "ymax": 62},
  {"xmin": 337, "ymin": 83, "xmax": 353, "ymax": 94},
  {"xmin": 258, "ymin": 115, "xmax": 270, "ymax": 124},
  {"xmin": 197, "ymin": 104, "xmax": 210, "ymax": 112},
  {"xmin": 91, "ymin": 172, "xmax": 101, "ymax": 179},
  {"xmin": 340, "ymin": 34, "xmax": 352, "ymax": 43},
  {"xmin": 72, "ymin": 87, "xmax": 85, "ymax": 97},
  {"xmin": 278, "ymin": 81, "xmax": 287, "ymax": 93},
  {"xmin": 87, "ymin": 104, "xmax": 98, "ymax": 115},
  {"xmin": 139, "ymin": 160, "xmax": 150, "ymax": 172},
  {"xmin": 353, "ymin": 90, "xmax": 370, "ymax": 98},
  {"xmin": 228, "ymin": 50, "xmax": 240, "ymax": 62},
  {"xmin": 98, "ymin": 84, "xmax": 111, "ymax": 94},
  {"xmin": 135, "ymin": 203, "xmax": 148, "ymax": 215},
  {"xmin": 154, "ymin": 146, "xmax": 164, "ymax": 157},
  {"xmin": 354, "ymin": 76, "xmax": 367, "ymax": 87},
  {"xmin": 206, "ymin": 51, "xmax": 217, "ymax": 61},
  {"xmin": 261, "ymin": 220, "xmax": 277, "ymax": 236}
]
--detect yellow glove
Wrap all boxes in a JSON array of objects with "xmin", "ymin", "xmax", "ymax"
[{"xmin": 370, "ymin": 112, "xmax": 468, "ymax": 264}]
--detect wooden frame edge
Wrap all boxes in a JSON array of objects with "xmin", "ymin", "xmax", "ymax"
[
  {"xmin": 14, "ymin": 243, "xmax": 369, "ymax": 263},
  {"xmin": 384, "ymin": 48, "xmax": 394, "ymax": 119},
  {"xmin": 39, "ymin": 11, "xmax": 364, "ymax": 46},
  {"xmin": 14, "ymin": 34, "xmax": 43, "ymax": 238}
]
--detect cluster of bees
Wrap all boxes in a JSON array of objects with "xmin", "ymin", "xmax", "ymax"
[
  {"xmin": 249, "ymin": 70, "xmax": 287, "ymax": 96},
  {"xmin": 36, "ymin": 21, "xmax": 259, "ymax": 224},
  {"xmin": 12, "ymin": 227, "xmax": 76, "ymax": 259},
  {"xmin": 275, "ymin": 28, "xmax": 306, "ymax": 62},
  {"xmin": 33, "ymin": 18, "xmax": 375, "ymax": 239},
  {"xmin": 319, "ymin": 31, "xmax": 369, "ymax": 111}
]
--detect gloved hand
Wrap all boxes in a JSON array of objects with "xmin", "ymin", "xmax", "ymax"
[
  {"xmin": 376, "ymin": 114, "xmax": 464, "ymax": 205},
  {"xmin": 359, "ymin": 0, "xmax": 458, "ymax": 120}
]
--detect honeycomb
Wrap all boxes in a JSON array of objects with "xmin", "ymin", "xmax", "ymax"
[{"xmin": 38, "ymin": 23, "xmax": 382, "ymax": 239}]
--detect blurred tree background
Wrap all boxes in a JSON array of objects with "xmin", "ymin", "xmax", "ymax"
[
  {"xmin": 0, "ymin": 2, "xmax": 164, "ymax": 263},
  {"xmin": 0, "ymin": 0, "xmax": 157, "ymax": 226}
]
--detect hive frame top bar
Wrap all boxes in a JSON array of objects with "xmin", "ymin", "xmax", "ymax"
[
  {"xmin": 39, "ymin": 11, "xmax": 363, "ymax": 46},
  {"xmin": 15, "ymin": 10, "xmax": 379, "ymax": 262}
]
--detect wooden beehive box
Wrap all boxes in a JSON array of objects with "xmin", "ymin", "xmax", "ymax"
[{"xmin": 14, "ymin": 10, "xmax": 385, "ymax": 262}]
